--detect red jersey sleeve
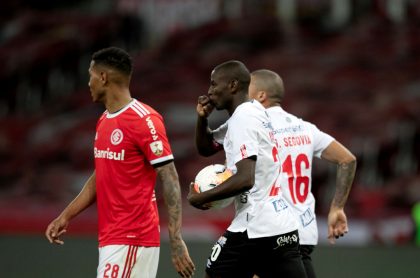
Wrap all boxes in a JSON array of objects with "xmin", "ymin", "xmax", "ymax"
[{"xmin": 132, "ymin": 113, "xmax": 174, "ymax": 166}]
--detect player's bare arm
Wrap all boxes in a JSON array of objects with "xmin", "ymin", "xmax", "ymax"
[
  {"xmin": 188, "ymin": 157, "xmax": 256, "ymax": 209},
  {"xmin": 195, "ymin": 95, "xmax": 219, "ymax": 157},
  {"xmin": 321, "ymin": 140, "xmax": 357, "ymax": 243},
  {"xmin": 156, "ymin": 162, "xmax": 195, "ymax": 278},
  {"xmin": 45, "ymin": 171, "xmax": 97, "ymax": 245}
]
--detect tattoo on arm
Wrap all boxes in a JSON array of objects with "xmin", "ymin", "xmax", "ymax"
[
  {"xmin": 332, "ymin": 159, "xmax": 357, "ymax": 208},
  {"xmin": 156, "ymin": 163, "xmax": 183, "ymax": 243}
]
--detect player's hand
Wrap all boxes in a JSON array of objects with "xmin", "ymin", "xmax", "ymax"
[
  {"xmin": 197, "ymin": 95, "xmax": 214, "ymax": 118},
  {"xmin": 187, "ymin": 183, "xmax": 211, "ymax": 210},
  {"xmin": 45, "ymin": 216, "xmax": 69, "ymax": 245},
  {"xmin": 327, "ymin": 207, "xmax": 348, "ymax": 244},
  {"xmin": 170, "ymin": 238, "xmax": 195, "ymax": 278}
]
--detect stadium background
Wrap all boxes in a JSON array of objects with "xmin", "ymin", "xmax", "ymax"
[{"xmin": 0, "ymin": 0, "xmax": 419, "ymax": 277}]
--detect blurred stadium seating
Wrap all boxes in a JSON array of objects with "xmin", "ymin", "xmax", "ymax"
[{"xmin": 0, "ymin": 0, "xmax": 419, "ymax": 249}]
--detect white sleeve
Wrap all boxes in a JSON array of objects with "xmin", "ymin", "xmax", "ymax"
[
  {"xmin": 211, "ymin": 122, "xmax": 228, "ymax": 145},
  {"xmin": 308, "ymin": 122, "xmax": 334, "ymax": 158},
  {"xmin": 228, "ymin": 112, "xmax": 260, "ymax": 165}
]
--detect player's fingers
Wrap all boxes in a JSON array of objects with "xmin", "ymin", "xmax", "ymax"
[
  {"xmin": 184, "ymin": 257, "xmax": 195, "ymax": 275},
  {"xmin": 175, "ymin": 263, "xmax": 191, "ymax": 278},
  {"xmin": 328, "ymin": 234, "xmax": 336, "ymax": 244},
  {"xmin": 334, "ymin": 227, "xmax": 341, "ymax": 238},
  {"xmin": 53, "ymin": 238, "xmax": 64, "ymax": 245},
  {"xmin": 45, "ymin": 227, "xmax": 53, "ymax": 243},
  {"xmin": 337, "ymin": 224, "xmax": 347, "ymax": 236},
  {"xmin": 328, "ymin": 226, "xmax": 336, "ymax": 244},
  {"xmin": 198, "ymin": 95, "xmax": 209, "ymax": 104},
  {"xmin": 46, "ymin": 224, "xmax": 58, "ymax": 243},
  {"xmin": 56, "ymin": 229, "xmax": 66, "ymax": 237},
  {"xmin": 178, "ymin": 255, "xmax": 195, "ymax": 277},
  {"xmin": 179, "ymin": 267, "xmax": 193, "ymax": 278}
]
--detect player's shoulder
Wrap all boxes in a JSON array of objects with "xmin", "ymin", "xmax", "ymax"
[
  {"xmin": 99, "ymin": 110, "xmax": 108, "ymax": 120},
  {"xmin": 234, "ymin": 99, "xmax": 266, "ymax": 119},
  {"xmin": 246, "ymin": 99, "xmax": 265, "ymax": 111},
  {"xmin": 128, "ymin": 99, "xmax": 161, "ymax": 119},
  {"xmin": 269, "ymin": 107, "xmax": 315, "ymax": 126}
]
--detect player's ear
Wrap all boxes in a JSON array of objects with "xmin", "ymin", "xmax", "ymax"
[
  {"xmin": 257, "ymin": 91, "xmax": 267, "ymax": 102},
  {"xmin": 100, "ymin": 71, "xmax": 108, "ymax": 85},
  {"xmin": 230, "ymin": 79, "xmax": 239, "ymax": 91}
]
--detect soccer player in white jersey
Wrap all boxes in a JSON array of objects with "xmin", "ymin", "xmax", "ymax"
[
  {"xmin": 188, "ymin": 60, "xmax": 307, "ymax": 278},
  {"xmin": 249, "ymin": 69, "xmax": 357, "ymax": 278},
  {"xmin": 45, "ymin": 47, "xmax": 195, "ymax": 278}
]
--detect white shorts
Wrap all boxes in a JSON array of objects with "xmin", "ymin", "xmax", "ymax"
[{"xmin": 97, "ymin": 245, "xmax": 159, "ymax": 278}]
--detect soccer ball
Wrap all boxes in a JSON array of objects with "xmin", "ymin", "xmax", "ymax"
[{"xmin": 193, "ymin": 164, "xmax": 234, "ymax": 209}]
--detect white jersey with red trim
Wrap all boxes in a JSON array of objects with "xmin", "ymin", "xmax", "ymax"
[
  {"xmin": 94, "ymin": 99, "xmax": 174, "ymax": 247},
  {"xmin": 267, "ymin": 106, "xmax": 334, "ymax": 245},
  {"xmin": 213, "ymin": 100, "xmax": 298, "ymax": 238}
]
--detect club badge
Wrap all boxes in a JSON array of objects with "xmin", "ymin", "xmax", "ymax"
[
  {"xmin": 110, "ymin": 129, "xmax": 123, "ymax": 145},
  {"xmin": 150, "ymin": 141, "xmax": 163, "ymax": 156}
]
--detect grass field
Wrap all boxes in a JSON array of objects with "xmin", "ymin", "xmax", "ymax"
[{"xmin": 1, "ymin": 235, "xmax": 419, "ymax": 277}]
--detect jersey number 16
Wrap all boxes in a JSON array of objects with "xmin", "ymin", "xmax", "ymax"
[{"xmin": 272, "ymin": 148, "xmax": 310, "ymax": 204}]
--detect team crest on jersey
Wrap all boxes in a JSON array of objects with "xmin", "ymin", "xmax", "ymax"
[
  {"xmin": 110, "ymin": 129, "xmax": 124, "ymax": 145},
  {"xmin": 150, "ymin": 140, "xmax": 163, "ymax": 156}
]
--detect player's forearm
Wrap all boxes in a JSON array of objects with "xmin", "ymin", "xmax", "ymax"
[
  {"xmin": 193, "ymin": 158, "xmax": 255, "ymax": 205},
  {"xmin": 331, "ymin": 159, "xmax": 357, "ymax": 209},
  {"xmin": 60, "ymin": 172, "xmax": 97, "ymax": 221},
  {"xmin": 157, "ymin": 163, "xmax": 183, "ymax": 241},
  {"xmin": 195, "ymin": 116, "xmax": 216, "ymax": 157}
]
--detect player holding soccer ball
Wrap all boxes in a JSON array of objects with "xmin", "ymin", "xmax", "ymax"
[
  {"xmin": 249, "ymin": 69, "xmax": 357, "ymax": 278},
  {"xmin": 188, "ymin": 60, "xmax": 307, "ymax": 277},
  {"xmin": 45, "ymin": 47, "xmax": 195, "ymax": 278}
]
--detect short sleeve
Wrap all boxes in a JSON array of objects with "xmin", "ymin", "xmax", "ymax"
[
  {"xmin": 308, "ymin": 123, "xmax": 334, "ymax": 158},
  {"xmin": 133, "ymin": 114, "xmax": 174, "ymax": 165},
  {"xmin": 228, "ymin": 112, "xmax": 260, "ymax": 165},
  {"xmin": 212, "ymin": 121, "xmax": 228, "ymax": 145}
]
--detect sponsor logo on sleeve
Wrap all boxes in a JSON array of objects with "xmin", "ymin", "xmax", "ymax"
[
  {"xmin": 150, "ymin": 140, "xmax": 163, "ymax": 156},
  {"xmin": 146, "ymin": 116, "xmax": 159, "ymax": 141},
  {"xmin": 110, "ymin": 129, "xmax": 123, "ymax": 145}
]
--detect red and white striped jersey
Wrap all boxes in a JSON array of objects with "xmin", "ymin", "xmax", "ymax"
[{"xmin": 94, "ymin": 99, "xmax": 174, "ymax": 247}]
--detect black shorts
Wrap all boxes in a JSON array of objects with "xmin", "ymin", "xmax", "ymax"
[
  {"xmin": 300, "ymin": 245, "xmax": 316, "ymax": 278},
  {"xmin": 205, "ymin": 230, "xmax": 307, "ymax": 278}
]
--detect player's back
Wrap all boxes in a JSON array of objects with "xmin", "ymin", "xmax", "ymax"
[{"xmin": 266, "ymin": 106, "xmax": 333, "ymax": 244}]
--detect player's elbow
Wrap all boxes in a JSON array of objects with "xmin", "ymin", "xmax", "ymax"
[
  {"xmin": 242, "ymin": 182, "xmax": 254, "ymax": 192},
  {"xmin": 340, "ymin": 153, "xmax": 357, "ymax": 166},
  {"xmin": 238, "ymin": 174, "xmax": 254, "ymax": 192}
]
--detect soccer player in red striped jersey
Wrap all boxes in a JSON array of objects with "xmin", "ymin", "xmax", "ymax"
[{"xmin": 45, "ymin": 47, "xmax": 195, "ymax": 278}]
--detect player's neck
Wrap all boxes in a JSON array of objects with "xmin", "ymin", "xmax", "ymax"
[
  {"xmin": 105, "ymin": 88, "xmax": 133, "ymax": 114},
  {"xmin": 228, "ymin": 92, "xmax": 249, "ymax": 116},
  {"xmin": 267, "ymin": 103, "xmax": 281, "ymax": 108}
]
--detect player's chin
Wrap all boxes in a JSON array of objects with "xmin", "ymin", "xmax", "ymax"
[
  {"xmin": 91, "ymin": 94, "xmax": 101, "ymax": 103},
  {"xmin": 212, "ymin": 102, "xmax": 223, "ymax": 110}
]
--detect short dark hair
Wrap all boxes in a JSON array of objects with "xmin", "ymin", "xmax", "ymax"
[
  {"xmin": 92, "ymin": 47, "xmax": 132, "ymax": 76},
  {"xmin": 214, "ymin": 60, "xmax": 250, "ymax": 91}
]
